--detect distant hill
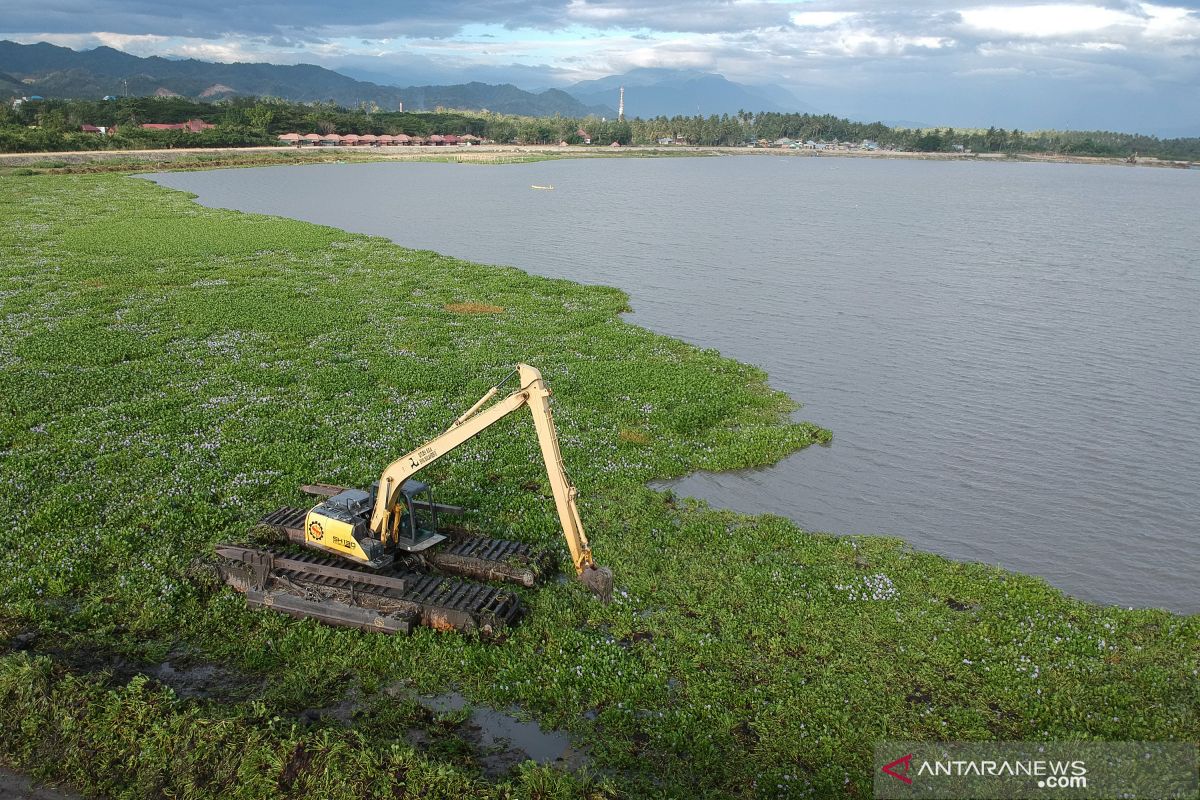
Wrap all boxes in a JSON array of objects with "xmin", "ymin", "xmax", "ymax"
[
  {"xmin": 0, "ymin": 41, "xmax": 611, "ymax": 118},
  {"xmin": 0, "ymin": 70, "xmax": 24, "ymax": 95},
  {"xmin": 397, "ymin": 82, "xmax": 612, "ymax": 117},
  {"xmin": 565, "ymin": 68, "xmax": 815, "ymax": 118}
]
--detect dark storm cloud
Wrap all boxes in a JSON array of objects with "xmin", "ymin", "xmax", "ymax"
[
  {"xmin": 2, "ymin": 0, "xmax": 797, "ymax": 38},
  {"xmin": 2, "ymin": 0, "xmax": 812, "ymax": 38},
  {"xmin": 1, "ymin": 0, "xmax": 567, "ymax": 39},
  {"xmin": 561, "ymin": 0, "xmax": 795, "ymax": 33}
]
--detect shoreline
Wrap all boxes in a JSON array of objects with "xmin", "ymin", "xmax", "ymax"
[
  {"xmin": 145, "ymin": 161, "xmax": 1196, "ymax": 614},
  {"xmin": 1, "ymin": 142, "xmax": 1196, "ymax": 172}
]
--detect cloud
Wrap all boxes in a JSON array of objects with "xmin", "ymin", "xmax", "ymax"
[
  {"xmin": 1, "ymin": 0, "xmax": 1198, "ymax": 133},
  {"xmin": 959, "ymin": 4, "xmax": 1139, "ymax": 37},
  {"xmin": 562, "ymin": 0, "xmax": 794, "ymax": 33},
  {"xmin": 0, "ymin": 1, "xmax": 570, "ymax": 41}
]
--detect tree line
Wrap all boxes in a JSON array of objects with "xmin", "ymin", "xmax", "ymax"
[{"xmin": 2, "ymin": 95, "xmax": 1197, "ymax": 161}]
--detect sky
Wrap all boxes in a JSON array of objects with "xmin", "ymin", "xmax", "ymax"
[{"xmin": 3, "ymin": 0, "xmax": 1199, "ymax": 134}]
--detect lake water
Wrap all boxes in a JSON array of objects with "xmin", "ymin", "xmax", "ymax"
[{"xmin": 148, "ymin": 157, "xmax": 1200, "ymax": 613}]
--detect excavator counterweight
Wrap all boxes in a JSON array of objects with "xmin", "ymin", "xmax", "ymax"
[{"xmin": 216, "ymin": 364, "xmax": 612, "ymax": 635}]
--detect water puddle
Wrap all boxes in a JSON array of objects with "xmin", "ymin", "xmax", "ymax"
[
  {"xmin": 0, "ymin": 768, "xmax": 82, "ymax": 800},
  {"xmin": 298, "ymin": 692, "xmax": 362, "ymax": 727},
  {"xmin": 416, "ymin": 691, "xmax": 590, "ymax": 777},
  {"xmin": 297, "ymin": 683, "xmax": 591, "ymax": 779},
  {"xmin": 145, "ymin": 660, "xmax": 256, "ymax": 700},
  {"xmin": 7, "ymin": 632, "xmax": 589, "ymax": 780},
  {"xmin": 7, "ymin": 631, "xmax": 264, "ymax": 702}
]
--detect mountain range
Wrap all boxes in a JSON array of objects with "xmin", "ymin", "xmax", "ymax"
[
  {"xmin": 0, "ymin": 40, "xmax": 811, "ymax": 120},
  {"xmin": 0, "ymin": 41, "xmax": 613, "ymax": 117}
]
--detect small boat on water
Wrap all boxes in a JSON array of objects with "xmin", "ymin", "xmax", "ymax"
[{"xmin": 530, "ymin": 184, "xmax": 555, "ymax": 190}]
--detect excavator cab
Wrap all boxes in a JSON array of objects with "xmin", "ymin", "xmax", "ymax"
[
  {"xmin": 303, "ymin": 487, "xmax": 391, "ymax": 567},
  {"xmin": 392, "ymin": 480, "xmax": 447, "ymax": 553}
]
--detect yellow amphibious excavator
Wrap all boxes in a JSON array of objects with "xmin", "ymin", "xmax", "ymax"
[{"xmin": 216, "ymin": 364, "xmax": 613, "ymax": 637}]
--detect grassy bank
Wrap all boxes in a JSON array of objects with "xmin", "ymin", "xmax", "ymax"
[{"xmin": 0, "ymin": 170, "xmax": 1196, "ymax": 799}]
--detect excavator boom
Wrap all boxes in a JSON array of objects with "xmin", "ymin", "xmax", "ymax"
[{"xmin": 369, "ymin": 364, "xmax": 611, "ymax": 599}]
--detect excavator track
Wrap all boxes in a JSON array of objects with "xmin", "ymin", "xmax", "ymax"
[
  {"xmin": 215, "ymin": 545, "xmax": 522, "ymax": 637},
  {"xmin": 421, "ymin": 533, "xmax": 553, "ymax": 587},
  {"xmin": 257, "ymin": 506, "xmax": 555, "ymax": 587}
]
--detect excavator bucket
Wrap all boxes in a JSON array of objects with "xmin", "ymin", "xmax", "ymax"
[{"xmin": 580, "ymin": 564, "xmax": 614, "ymax": 603}]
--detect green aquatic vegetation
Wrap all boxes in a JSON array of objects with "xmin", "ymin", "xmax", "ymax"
[{"xmin": 0, "ymin": 172, "xmax": 1196, "ymax": 800}]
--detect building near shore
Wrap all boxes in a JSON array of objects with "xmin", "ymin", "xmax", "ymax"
[{"xmin": 276, "ymin": 131, "xmax": 480, "ymax": 147}]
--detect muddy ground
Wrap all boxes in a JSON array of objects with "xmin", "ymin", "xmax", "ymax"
[{"xmin": 0, "ymin": 769, "xmax": 83, "ymax": 800}]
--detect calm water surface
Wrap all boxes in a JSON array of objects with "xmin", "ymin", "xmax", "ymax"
[{"xmin": 149, "ymin": 157, "xmax": 1200, "ymax": 612}]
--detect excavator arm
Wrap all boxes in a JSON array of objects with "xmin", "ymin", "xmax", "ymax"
[{"xmin": 369, "ymin": 364, "xmax": 613, "ymax": 600}]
